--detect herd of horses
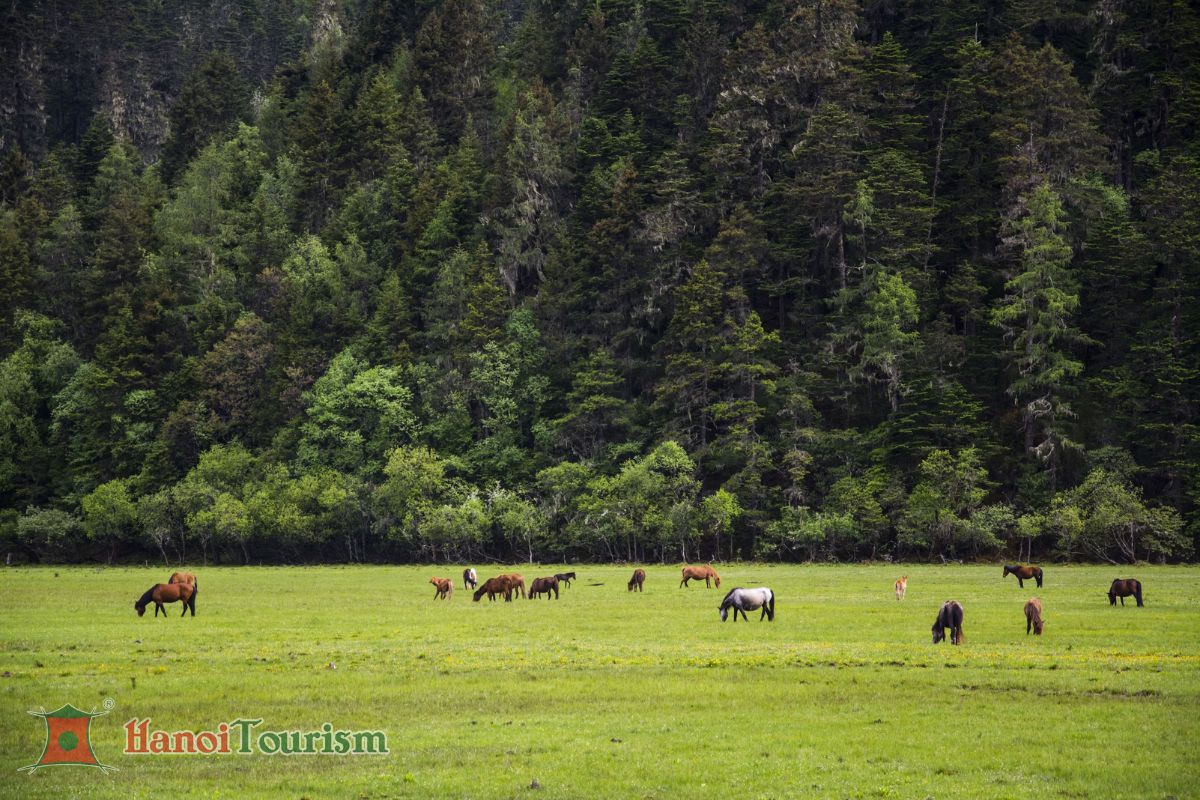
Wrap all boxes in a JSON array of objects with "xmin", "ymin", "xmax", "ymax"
[
  {"xmin": 133, "ymin": 564, "xmax": 1148, "ymax": 644},
  {"xmin": 923, "ymin": 567, "xmax": 1145, "ymax": 646}
]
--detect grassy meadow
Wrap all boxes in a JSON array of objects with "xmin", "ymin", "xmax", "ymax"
[{"xmin": 1, "ymin": 563, "xmax": 1198, "ymax": 799}]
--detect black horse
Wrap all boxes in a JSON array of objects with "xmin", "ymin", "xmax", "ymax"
[
  {"xmin": 1003, "ymin": 564, "xmax": 1043, "ymax": 589},
  {"xmin": 1108, "ymin": 578, "xmax": 1143, "ymax": 607},
  {"xmin": 553, "ymin": 572, "xmax": 576, "ymax": 588},
  {"xmin": 932, "ymin": 601, "xmax": 964, "ymax": 645}
]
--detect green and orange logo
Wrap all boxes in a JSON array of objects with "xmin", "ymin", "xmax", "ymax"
[{"xmin": 18, "ymin": 699, "xmax": 117, "ymax": 774}]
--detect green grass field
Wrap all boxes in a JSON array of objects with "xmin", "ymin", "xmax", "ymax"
[{"xmin": 1, "ymin": 564, "xmax": 1198, "ymax": 799}]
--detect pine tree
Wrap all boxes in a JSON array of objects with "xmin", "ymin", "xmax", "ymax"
[{"xmin": 992, "ymin": 181, "xmax": 1089, "ymax": 489}]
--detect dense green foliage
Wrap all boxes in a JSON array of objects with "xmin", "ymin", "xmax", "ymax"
[
  {"xmin": 1, "ymin": 0, "xmax": 1198, "ymax": 564},
  {"xmin": 1, "ymin": 564, "xmax": 1198, "ymax": 797}
]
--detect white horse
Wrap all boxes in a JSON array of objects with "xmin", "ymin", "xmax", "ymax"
[
  {"xmin": 719, "ymin": 587, "xmax": 775, "ymax": 622},
  {"xmin": 463, "ymin": 568, "xmax": 478, "ymax": 590}
]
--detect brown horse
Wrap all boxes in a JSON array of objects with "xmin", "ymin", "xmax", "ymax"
[
  {"xmin": 932, "ymin": 600, "xmax": 964, "ymax": 645},
  {"xmin": 529, "ymin": 576, "xmax": 559, "ymax": 600},
  {"xmin": 499, "ymin": 573, "xmax": 526, "ymax": 599},
  {"xmin": 473, "ymin": 576, "xmax": 514, "ymax": 602},
  {"xmin": 894, "ymin": 575, "xmax": 907, "ymax": 601},
  {"xmin": 135, "ymin": 582, "xmax": 196, "ymax": 617},
  {"xmin": 168, "ymin": 571, "xmax": 196, "ymax": 587},
  {"xmin": 680, "ymin": 565, "xmax": 720, "ymax": 588},
  {"xmin": 430, "ymin": 576, "xmax": 453, "ymax": 600},
  {"xmin": 628, "ymin": 568, "xmax": 646, "ymax": 592},
  {"xmin": 1003, "ymin": 564, "xmax": 1043, "ymax": 589},
  {"xmin": 1108, "ymin": 578, "xmax": 1143, "ymax": 607},
  {"xmin": 1024, "ymin": 598, "xmax": 1044, "ymax": 635}
]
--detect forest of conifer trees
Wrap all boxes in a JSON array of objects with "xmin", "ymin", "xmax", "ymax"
[{"xmin": 0, "ymin": 0, "xmax": 1197, "ymax": 565}]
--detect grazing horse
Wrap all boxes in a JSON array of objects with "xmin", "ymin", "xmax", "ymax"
[
  {"xmin": 1003, "ymin": 564, "xmax": 1043, "ymax": 589},
  {"xmin": 463, "ymin": 568, "xmax": 478, "ymax": 590},
  {"xmin": 430, "ymin": 576, "xmax": 453, "ymax": 600},
  {"xmin": 135, "ymin": 582, "xmax": 196, "ymax": 618},
  {"xmin": 553, "ymin": 572, "xmax": 576, "ymax": 587},
  {"xmin": 1108, "ymin": 578, "xmax": 1143, "ymax": 607},
  {"xmin": 628, "ymin": 568, "xmax": 646, "ymax": 592},
  {"xmin": 499, "ymin": 573, "xmax": 526, "ymax": 599},
  {"xmin": 1024, "ymin": 598, "xmax": 1044, "ymax": 635},
  {"xmin": 168, "ymin": 571, "xmax": 196, "ymax": 587},
  {"xmin": 473, "ymin": 576, "xmax": 513, "ymax": 602},
  {"xmin": 529, "ymin": 576, "xmax": 560, "ymax": 600},
  {"xmin": 894, "ymin": 575, "xmax": 907, "ymax": 601},
  {"xmin": 719, "ymin": 587, "xmax": 775, "ymax": 622},
  {"xmin": 680, "ymin": 565, "xmax": 721, "ymax": 589},
  {"xmin": 932, "ymin": 601, "xmax": 964, "ymax": 645}
]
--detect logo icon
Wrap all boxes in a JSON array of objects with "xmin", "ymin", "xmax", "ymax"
[{"xmin": 19, "ymin": 698, "xmax": 117, "ymax": 774}]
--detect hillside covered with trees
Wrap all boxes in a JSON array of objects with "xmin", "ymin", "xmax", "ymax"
[{"xmin": 1, "ymin": 0, "xmax": 1198, "ymax": 565}]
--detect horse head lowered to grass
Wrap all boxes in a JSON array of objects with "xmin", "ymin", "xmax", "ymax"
[
  {"xmin": 681, "ymin": 565, "xmax": 720, "ymax": 589},
  {"xmin": 932, "ymin": 600, "xmax": 963, "ymax": 645},
  {"xmin": 135, "ymin": 582, "xmax": 196, "ymax": 618},
  {"xmin": 719, "ymin": 587, "xmax": 774, "ymax": 622},
  {"xmin": 1108, "ymin": 578, "xmax": 1143, "ymax": 607}
]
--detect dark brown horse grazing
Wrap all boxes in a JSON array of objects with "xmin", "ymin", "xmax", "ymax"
[
  {"xmin": 628, "ymin": 568, "xmax": 646, "ymax": 592},
  {"xmin": 680, "ymin": 565, "xmax": 720, "ymax": 588},
  {"xmin": 553, "ymin": 572, "xmax": 575, "ymax": 587},
  {"xmin": 473, "ymin": 576, "xmax": 513, "ymax": 602},
  {"xmin": 932, "ymin": 600, "xmax": 964, "ymax": 645},
  {"xmin": 1108, "ymin": 578, "xmax": 1143, "ymax": 607},
  {"xmin": 135, "ymin": 582, "xmax": 196, "ymax": 617},
  {"xmin": 1024, "ymin": 598, "xmax": 1044, "ymax": 635},
  {"xmin": 429, "ymin": 576, "xmax": 453, "ymax": 600},
  {"xmin": 1003, "ymin": 564, "xmax": 1043, "ymax": 588},
  {"xmin": 529, "ymin": 576, "xmax": 560, "ymax": 600},
  {"xmin": 168, "ymin": 571, "xmax": 196, "ymax": 587},
  {"xmin": 499, "ymin": 573, "xmax": 526, "ymax": 599}
]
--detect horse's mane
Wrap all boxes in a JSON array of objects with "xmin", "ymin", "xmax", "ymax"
[
  {"xmin": 136, "ymin": 585, "xmax": 157, "ymax": 608},
  {"xmin": 719, "ymin": 587, "xmax": 738, "ymax": 606}
]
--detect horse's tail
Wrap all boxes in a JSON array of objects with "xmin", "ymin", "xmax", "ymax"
[
  {"xmin": 767, "ymin": 591, "xmax": 775, "ymax": 621},
  {"xmin": 189, "ymin": 579, "xmax": 197, "ymax": 613},
  {"xmin": 1135, "ymin": 580, "xmax": 1144, "ymax": 606}
]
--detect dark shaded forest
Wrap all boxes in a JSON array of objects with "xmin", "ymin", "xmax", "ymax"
[{"xmin": 1, "ymin": 0, "xmax": 1198, "ymax": 565}]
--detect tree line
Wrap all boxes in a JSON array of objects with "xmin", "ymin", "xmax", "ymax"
[{"xmin": 1, "ymin": 0, "xmax": 1197, "ymax": 565}]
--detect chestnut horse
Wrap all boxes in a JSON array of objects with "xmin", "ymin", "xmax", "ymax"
[
  {"xmin": 932, "ymin": 600, "xmax": 964, "ymax": 645},
  {"xmin": 499, "ymin": 573, "xmax": 526, "ymax": 599},
  {"xmin": 135, "ymin": 582, "xmax": 196, "ymax": 617},
  {"xmin": 463, "ymin": 568, "xmax": 478, "ymax": 590},
  {"xmin": 1003, "ymin": 564, "xmax": 1043, "ymax": 589},
  {"xmin": 680, "ymin": 565, "xmax": 720, "ymax": 588},
  {"xmin": 168, "ymin": 571, "xmax": 196, "ymax": 587},
  {"xmin": 628, "ymin": 568, "xmax": 646, "ymax": 592},
  {"xmin": 894, "ymin": 575, "xmax": 907, "ymax": 601},
  {"xmin": 473, "ymin": 576, "xmax": 513, "ymax": 602},
  {"xmin": 1024, "ymin": 597, "xmax": 1044, "ymax": 635},
  {"xmin": 430, "ymin": 576, "xmax": 453, "ymax": 600},
  {"xmin": 529, "ymin": 576, "xmax": 560, "ymax": 600},
  {"xmin": 1108, "ymin": 578, "xmax": 1143, "ymax": 607}
]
